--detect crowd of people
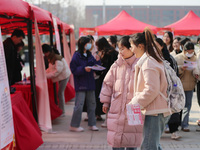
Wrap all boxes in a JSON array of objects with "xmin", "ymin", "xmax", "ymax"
[
  {"xmin": 68, "ymin": 30, "xmax": 200, "ymax": 150},
  {"xmin": 3, "ymin": 28, "xmax": 200, "ymax": 150}
]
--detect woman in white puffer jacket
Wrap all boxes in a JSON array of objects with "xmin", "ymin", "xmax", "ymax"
[{"xmin": 42, "ymin": 44, "xmax": 71, "ymax": 116}]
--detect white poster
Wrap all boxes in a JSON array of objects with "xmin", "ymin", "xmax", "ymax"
[
  {"xmin": 34, "ymin": 19, "xmax": 52, "ymax": 132},
  {"xmin": 0, "ymin": 27, "xmax": 14, "ymax": 149},
  {"xmin": 53, "ymin": 17, "xmax": 61, "ymax": 54},
  {"xmin": 126, "ymin": 103, "xmax": 143, "ymax": 126}
]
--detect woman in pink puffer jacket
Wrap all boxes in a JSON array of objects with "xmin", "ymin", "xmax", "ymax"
[{"xmin": 100, "ymin": 36, "xmax": 143, "ymax": 150}]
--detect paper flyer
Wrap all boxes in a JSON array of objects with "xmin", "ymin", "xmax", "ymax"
[
  {"xmin": 183, "ymin": 60, "xmax": 197, "ymax": 70},
  {"xmin": 126, "ymin": 103, "xmax": 143, "ymax": 126},
  {"xmin": 87, "ymin": 64, "xmax": 106, "ymax": 71},
  {"xmin": 0, "ymin": 27, "xmax": 14, "ymax": 149}
]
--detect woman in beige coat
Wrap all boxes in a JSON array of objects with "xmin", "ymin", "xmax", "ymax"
[
  {"xmin": 129, "ymin": 29, "xmax": 171, "ymax": 150},
  {"xmin": 100, "ymin": 36, "xmax": 143, "ymax": 150},
  {"xmin": 174, "ymin": 41, "xmax": 198, "ymax": 132}
]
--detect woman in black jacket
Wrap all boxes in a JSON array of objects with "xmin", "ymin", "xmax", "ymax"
[
  {"xmin": 155, "ymin": 38, "xmax": 181, "ymax": 140},
  {"xmin": 95, "ymin": 37, "xmax": 118, "ymax": 122}
]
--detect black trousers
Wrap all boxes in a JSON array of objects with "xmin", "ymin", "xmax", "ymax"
[
  {"xmin": 168, "ymin": 112, "xmax": 181, "ymax": 133},
  {"xmin": 197, "ymin": 81, "xmax": 200, "ymax": 107}
]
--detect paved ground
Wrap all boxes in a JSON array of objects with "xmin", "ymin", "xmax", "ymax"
[{"xmin": 37, "ymin": 92, "xmax": 200, "ymax": 150}]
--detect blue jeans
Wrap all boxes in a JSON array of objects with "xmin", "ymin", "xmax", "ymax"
[
  {"xmin": 181, "ymin": 90, "xmax": 193, "ymax": 128},
  {"xmin": 141, "ymin": 114, "xmax": 170, "ymax": 150},
  {"xmin": 70, "ymin": 91, "xmax": 96, "ymax": 127},
  {"xmin": 58, "ymin": 77, "xmax": 69, "ymax": 114},
  {"xmin": 113, "ymin": 148, "xmax": 137, "ymax": 150}
]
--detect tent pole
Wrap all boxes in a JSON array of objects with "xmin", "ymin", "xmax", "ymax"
[
  {"xmin": 49, "ymin": 21, "xmax": 54, "ymax": 46},
  {"xmin": 49, "ymin": 21, "xmax": 58, "ymax": 105},
  {"xmin": 27, "ymin": 19, "xmax": 38, "ymax": 122},
  {"xmin": 68, "ymin": 30, "xmax": 71, "ymax": 54},
  {"xmin": 58, "ymin": 25, "xmax": 64, "ymax": 57}
]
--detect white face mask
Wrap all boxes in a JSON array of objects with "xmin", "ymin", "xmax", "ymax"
[
  {"xmin": 85, "ymin": 43, "xmax": 92, "ymax": 51},
  {"xmin": 185, "ymin": 52, "xmax": 194, "ymax": 58}
]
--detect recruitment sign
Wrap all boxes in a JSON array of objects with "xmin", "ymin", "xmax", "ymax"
[{"xmin": 0, "ymin": 27, "xmax": 14, "ymax": 149}]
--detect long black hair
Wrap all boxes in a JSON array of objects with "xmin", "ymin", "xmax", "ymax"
[
  {"xmin": 130, "ymin": 28, "xmax": 163, "ymax": 63},
  {"xmin": 96, "ymin": 37, "xmax": 115, "ymax": 54},
  {"xmin": 155, "ymin": 38, "xmax": 170, "ymax": 61},
  {"xmin": 164, "ymin": 31, "xmax": 173, "ymax": 52},
  {"xmin": 108, "ymin": 35, "xmax": 117, "ymax": 48},
  {"xmin": 42, "ymin": 44, "xmax": 60, "ymax": 55},
  {"xmin": 42, "ymin": 44, "xmax": 62, "ymax": 64},
  {"xmin": 156, "ymin": 38, "xmax": 178, "ymax": 74},
  {"xmin": 77, "ymin": 36, "xmax": 91, "ymax": 56}
]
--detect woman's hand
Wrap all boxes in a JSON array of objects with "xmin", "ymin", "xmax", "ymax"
[
  {"xmin": 102, "ymin": 106, "xmax": 109, "ymax": 113},
  {"xmin": 95, "ymin": 54, "xmax": 100, "ymax": 61},
  {"xmin": 195, "ymin": 74, "xmax": 199, "ymax": 79},
  {"xmin": 96, "ymin": 51, "xmax": 104, "ymax": 59},
  {"xmin": 85, "ymin": 67, "xmax": 91, "ymax": 72}
]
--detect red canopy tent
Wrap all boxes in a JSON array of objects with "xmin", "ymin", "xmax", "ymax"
[
  {"xmin": 31, "ymin": 5, "xmax": 52, "ymax": 23},
  {"xmin": 31, "ymin": 5, "xmax": 57, "ymax": 35},
  {"xmin": 30, "ymin": 5, "xmax": 73, "ymax": 35},
  {"xmin": 0, "ymin": 0, "xmax": 30, "ymax": 18},
  {"xmin": 165, "ymin": 10, "xmax": 200, "ymax": 36},
  {"xmin": 96, "ymin": 10, "xmax": 157, "ymax": 35},
  {"xmin": 62, "ymin": 22, "xmax": 72, "ymax": 35},
  {"xmin": 0, "ymin": 0, "xmax": 74, "ymax": 121},
  {"xmin": 0, "ymin": 0, "xmax": 30, "ymax": 34},
  {"xmin": 0, "ymin": 1, "xmax": 73, "ymax": 35}
]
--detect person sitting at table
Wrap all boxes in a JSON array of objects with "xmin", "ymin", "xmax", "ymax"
[
  {"xmin": 3, "ymin": 29, "xmax": 25, "ymax": 86},
  {"xmin": 42, "ymin": 44, "xmax": 71, "ymax": 116}
]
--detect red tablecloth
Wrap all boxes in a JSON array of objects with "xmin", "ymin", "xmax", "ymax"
[
  {"xmin": 12, "ymin": 80, "xmax": 75, "ymax": 120},
  {"xmin": 11, "ymin": 84, "xmax": 33, "ymax": 112},
  {"xmin": 11, "ymin": 91, "xmax": 43, "ymax": 150}
]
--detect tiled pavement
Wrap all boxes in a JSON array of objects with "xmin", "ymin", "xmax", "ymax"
[{"xmin": 37, "ymin": 93, "xmax": 200, "ymax": 150}]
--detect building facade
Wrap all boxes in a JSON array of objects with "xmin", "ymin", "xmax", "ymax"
[{"xmin": 85, "ymin": 5, "xmax": 200, "ymax": 27}]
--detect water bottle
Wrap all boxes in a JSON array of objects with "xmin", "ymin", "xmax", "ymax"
[
  {"xmin": 173, "ymin": 84, "xmax": 177, "ymax": 92},
  {"xmin": 23, "ymin": 73, "xmax": 27, "ymax": 84}
]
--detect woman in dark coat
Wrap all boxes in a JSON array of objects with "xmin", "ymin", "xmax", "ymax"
[
  {"xmin": 155, "ymin": 38, "xmax": 181, "ymax": 140},
  {"xmin": 70, "ymin": 36, "xmax": 101, "ymax": 132}
]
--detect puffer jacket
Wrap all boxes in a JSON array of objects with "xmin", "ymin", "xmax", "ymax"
[
  {"xmin": 130, "ymin": 53, "xmax": 171, "ymax": 117},
  {"xmin": 100, "ymin": 55, "xmax": 143, "ymax": 148},
  {"xmin": 174, "ymin": 51, "xmax": 197, "ymax": 91},
  {"xmin": 46, "ymin": 58, "xmax": 71, "ymax": 82}
]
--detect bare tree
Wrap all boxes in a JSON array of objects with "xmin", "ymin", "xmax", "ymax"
[{"xmin": 65, "ymin": 0, "xmax": 86, "ymax": 38}]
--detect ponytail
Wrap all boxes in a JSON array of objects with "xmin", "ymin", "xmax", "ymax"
[
  {"xmin": 144, "ymin": 29, "xmax": 163, "ymax": 62},
  {"xmin": 130, "ymin": 28, "xmax": 163, "ymax": 63}
]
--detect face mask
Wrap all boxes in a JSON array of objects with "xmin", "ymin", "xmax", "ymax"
[
  {"xmin": 185, "ymin": 52, "xmax": 194, "ymax": 58},
  {"xmin": 85, "ymin": 43, "xmax": 92, "ymax": 51}
]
